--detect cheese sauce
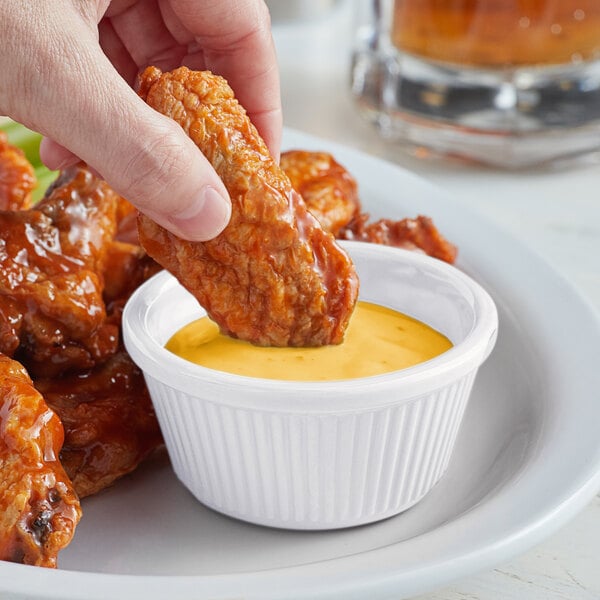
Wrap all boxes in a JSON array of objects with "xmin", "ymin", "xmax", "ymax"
[{"xmin": 166, "ymin": 302, "xmax": 452, "ymax": 381}]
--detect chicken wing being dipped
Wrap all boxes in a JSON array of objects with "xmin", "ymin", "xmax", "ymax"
[
  {"xmin": 0, "ymin": 131, "xmax": 36, "ymax": 211},
  {"xmin": 0, "ymin": 354, "xmax": 81, "ymax": 567},
  {"xmin": 137, "ymin": 66, "xmax": 358, "ymax": 347}
]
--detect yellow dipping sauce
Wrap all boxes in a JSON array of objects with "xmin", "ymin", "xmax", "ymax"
[{"xmin": 166, "ymin": 302, "xmax": 452, "ymax": 381}]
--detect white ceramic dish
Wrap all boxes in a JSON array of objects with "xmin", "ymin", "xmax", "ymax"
[
  {"xmin": 122, "ymin": 242, "xmax": 497, "ymax": 530},
  {"xmin": 1, "ymin": 128, "xmax": 599, "ymax": 599}
]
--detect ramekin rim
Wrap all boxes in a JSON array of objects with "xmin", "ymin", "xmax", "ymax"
[{"xmin": 122, "ymin": 242, "xmax": 498, "ymax": 405}]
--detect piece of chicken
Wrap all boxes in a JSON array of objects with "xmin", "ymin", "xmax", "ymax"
[
  {"xmin": 0, "ymin": 161, "xmax": 159, "ymax": 377},
  {"xmin": 0, "ymin": 131, "xmax": 36, "ymax": 211},
  {"xmin": 34, "ymin": 351, "xmax": 163, "ymax": 499},
  {"xmin": 280, "ymin": 150, "xmax": 360, "ymax": 236},
  {"xmin": 114, "ymin": 196, "xmax": 141, "ymax": 245},
  {"xmin": 339, "ymin": 214, "xmax": 458, "ymax": 264},
  {"xmin": 0, "ymin": 165, "xmax": 125, "ymax": 377},
  {"xmin": 102, "ymin": 239, "xmax": 162, "ymax": 328},
  {"xmin": 0, "ymin": 159, "xmax": 162, "ymax": 499},
  {"xmin": 0, "ymin": 354, "xmax": 81, "ymax": 567},
  {"xmin": 137, "ymin": 66, "xmax": 358, "ymax": 347},
  {"xmin": 279, "ymin": 149, "xmax": 457, "ymax": 264}
]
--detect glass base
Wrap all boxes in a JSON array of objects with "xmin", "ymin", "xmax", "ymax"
[{"xmin": 351, "ymin": 47, "xmax": 600, "ymax": 168}]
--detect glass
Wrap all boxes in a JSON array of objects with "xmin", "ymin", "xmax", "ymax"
[{"xmin": 351, "ymin": 0, "xmax": 600, "ymax": 167}]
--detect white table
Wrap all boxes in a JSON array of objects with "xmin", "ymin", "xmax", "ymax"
[{"xmin": 272, "ymin": 3, "xmax": 600, "ymax": 599}]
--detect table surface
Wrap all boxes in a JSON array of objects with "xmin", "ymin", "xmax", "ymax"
[{"xmin": 272, "ymin": 2, "xmax": 600, "ymax": 599}]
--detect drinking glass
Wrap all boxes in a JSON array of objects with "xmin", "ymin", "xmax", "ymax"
[{"xmin": 351, "ymin": 0, "xmax": 600, "ymax": 167}]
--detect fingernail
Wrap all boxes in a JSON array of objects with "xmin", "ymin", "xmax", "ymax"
[{"xmin": 169, "ymin": 186, "xmax": 231, "ymax": 241}]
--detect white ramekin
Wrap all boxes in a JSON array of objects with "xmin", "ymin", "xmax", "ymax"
[{"xmin": 123, "ymin": 241, "xmax": 497, "ymax": 530}]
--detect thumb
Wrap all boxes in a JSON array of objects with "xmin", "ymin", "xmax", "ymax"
[
  {"xmin": 94, "ymin": 105, "xmax": 232, "ymax": 242},
  {"xmin": 14, "ymin": 21, "xmax": 231, "ymax": 241},
  {"xmin": 52, "ymin": 76, "xmax": 231, "ymax": 241}
]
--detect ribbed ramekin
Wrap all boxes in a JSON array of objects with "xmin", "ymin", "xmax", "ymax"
[{"xmin": 123, "ymin": 241, "xmax": 497, "ymax": 529}]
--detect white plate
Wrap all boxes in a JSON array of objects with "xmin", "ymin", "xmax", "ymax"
[{"xmin": 2, "ymin": 128, "xmax": 600, "ymax": 600}]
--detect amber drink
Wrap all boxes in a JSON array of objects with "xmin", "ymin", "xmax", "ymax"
[{"xmin": 351, "ymin": 0, "xmax": 600, "ymax": 166}]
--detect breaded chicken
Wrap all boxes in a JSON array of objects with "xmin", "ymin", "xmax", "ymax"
[
  {"xmin": 137, "ymin": 66, "xmax": 358, "ymax": 347},
  {"xmin": 0, "ymin": 354, "xmax": 81, "ymax": 567}
]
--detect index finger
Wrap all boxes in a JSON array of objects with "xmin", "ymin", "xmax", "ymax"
[{"xmin": 169, "ymin": 0, "xmax": 282, "ymax": 159}]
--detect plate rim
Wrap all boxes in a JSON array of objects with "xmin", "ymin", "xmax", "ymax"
[{"xmin": 1, "ymin": 126, "xmax": 599, "ymax": 600}]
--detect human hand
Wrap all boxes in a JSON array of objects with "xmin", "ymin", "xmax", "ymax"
[{"xmin": 0, "ymin": 0, "xmax": 282, "ymax": 241}]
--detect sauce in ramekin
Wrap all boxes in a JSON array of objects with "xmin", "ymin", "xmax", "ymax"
[{"xmin": 166, "ymin": 302, "xmax": 452, "ymax": 381}]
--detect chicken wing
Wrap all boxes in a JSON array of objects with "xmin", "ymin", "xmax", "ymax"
[
  {"xmin": 0, "ymin": 354, "xmax": 81, "ymax": 567},
  {"xmin": 0, "ymin": 131, "xmax": 36, "ymax": 211},
  {"xmin": 137, "ymin": 66, "xmax": 358, "ymax": 347},
  {"xmin": 102, "ymin": 240, "xmax": 162, "ymax": 327},
  {"xmin": 280, "ymin": 150, "xmax": 360, "ymax": 236},
  {"xmin": 0, "ymin": 165, "xmax": 121, "ymax": 377},
  {"xmin": 339, "ymin": 214, "xmax": 458, "ymax": 264},
  {"xmin": 0, "ymin": 159, "xmax": 162, "ymax": 498},
  {"xmin": 34, "ymin": 352, "xmax": 163, "ymax": 499},
  {"xmin": 279, "ymin": 149, "xmax": 457, "ymax": 264}
]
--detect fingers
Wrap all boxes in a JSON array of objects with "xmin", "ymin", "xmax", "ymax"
[
  {"xmin": 88, "ymin": 91, "xmax": 232, "ymax": 241},
  {"xmin": 3, "ymin": 4, "xmax": 231, "ymax": 242},
  {"xmin": 164, "ymin": 0, "xmax": 283, "ymax": 158},
  {"xmin": 104, "ymin": 0, "xmax": 282, "ymax": 157},
  {"xmin": 98, "ymin": 18, "xmax": 139, "ymax": 86},
  {"xmin": 39, "ymin": 130, "xmax": 231, "ymax": 247},
  {"xmin": 1, "ymin": 0, "xmax": 280, "ymax": 243},
  {"xmin": 107, "ymin": 0, "xmax": 187, "ymax": 72},
  {"xmin": 39, "ymin": 138, "xmax": 80, "ymax": 171},
  {"xmin": 102, "ymin": 112, "xmax": 232, "ymax": 241}
]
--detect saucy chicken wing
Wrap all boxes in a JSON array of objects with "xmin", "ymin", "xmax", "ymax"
[
  {"xmin": 0, "ymin": 354, "xmax": 81, "ymax": 567},
  {"xmin": 0, "ymin": 158, "xmax": 162, "ymax": 498},
  {"xmin": 0, "ymin": 131, "xmax": 36, "ymax": 211},
  {"xmin": 0, "ymin": 165, "xmax": 122, "ymax": 377},
  {"xmin": 34, "ymin": 352, "xmax": 163, "ymax": 499},
  {"xmin": 279, "ymin": 149, "xmax": 457, "ymax": 264},
  {"xmin": 102, "ymin": 240, "xmax": 162, "ymax": 327},
  {"xmin": 280, "ymin": 150, "xmax": 360, "ymax": 236},
  {"xmin": 339, "ymin": 214, "xmax": 458, "ymax": 264},
  {"xmin": 137, "ymin": 66, "xmax": 358, "ymax": 347}
]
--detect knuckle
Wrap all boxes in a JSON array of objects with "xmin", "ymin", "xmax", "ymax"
[{"xmin": 115, "ymin": 122, "xmax": 195, "ymax": 210}]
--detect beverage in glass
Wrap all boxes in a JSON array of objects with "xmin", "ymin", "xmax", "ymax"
[{"xmin": 351, "ymin": 0, "xmax": 600, "ymax": 166}]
